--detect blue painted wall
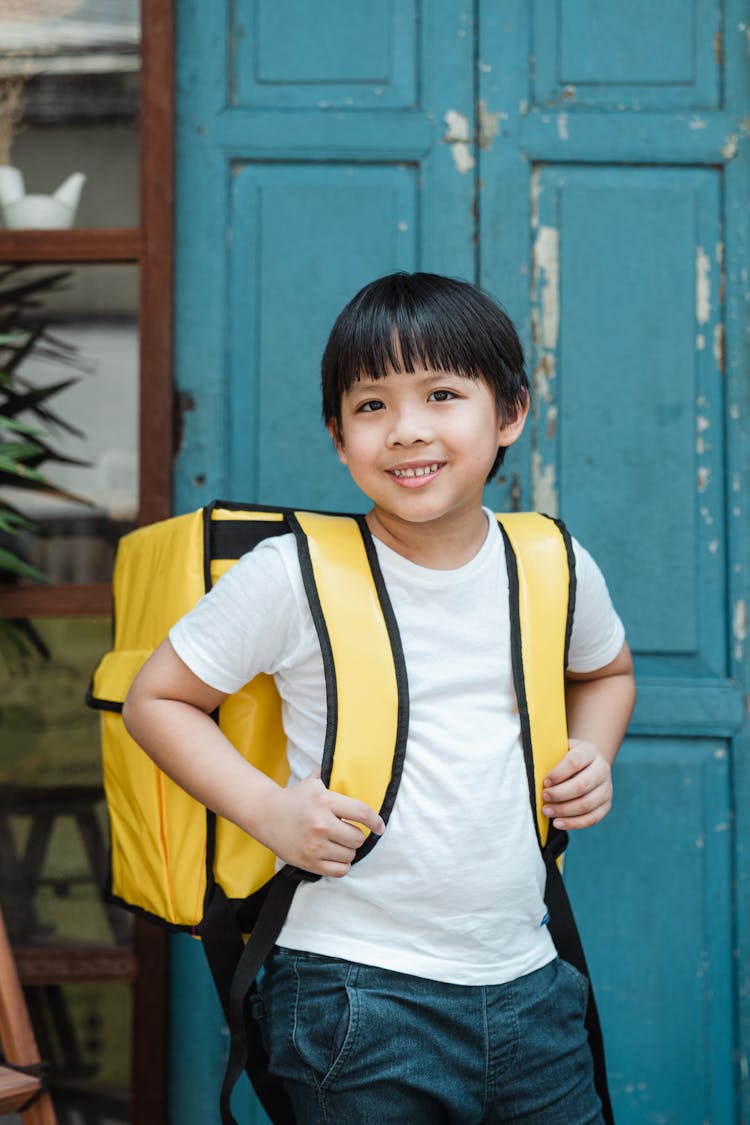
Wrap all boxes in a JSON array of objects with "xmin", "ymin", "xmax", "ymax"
[{"xmin": 174, "ymin": 2, "xmax": 750, "ymax": 1121}]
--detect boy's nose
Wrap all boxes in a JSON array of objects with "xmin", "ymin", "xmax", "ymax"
[{"xmin": 387, "ymin": 407, "xmax": 434, "ymax": 447}]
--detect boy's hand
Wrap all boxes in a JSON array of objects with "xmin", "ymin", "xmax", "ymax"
[
  {"xmin": 541, "ymin": 739, "xmax": 612, "ymax": 830},
  {"xmin": 263, "ymin": 771, "xmax": 385, "ymax": 878}
]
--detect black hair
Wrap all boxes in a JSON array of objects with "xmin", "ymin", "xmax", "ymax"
[{"xmin": 321, "ymin": 271, "xmax": 529, "ymax": 478}]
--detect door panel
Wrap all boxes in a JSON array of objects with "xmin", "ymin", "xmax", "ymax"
[
  {"xmin": 534, "ymin": 164, "xmax": 725, "ymax": 674},
  {"xmin": 566, "ymin": 737, "xmax": 735, "ymax": 1125},
  {"xmin": 534, "ymin": 0, "xmax": 721, "ymax": 109},
  {"xmin": 227, "ymin": 163, "xmax": 419, "ymax": 510}
]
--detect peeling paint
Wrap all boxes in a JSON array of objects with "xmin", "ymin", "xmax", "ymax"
[
  {"xmin": 530, "ymin": 168, "xmax": 542, "ymax": 229},
  {"xmin": 398, "ymin": 221, "xmax": 409, "ymax": 232},
  {"xmin": 532, "ymin": 450, "xmax": 558, "ymax": 516},
  {"xmin": 701, "ymin": 506, "xmax": 714, "ymax": 525},
  {"xmin": 713, "ymin": 323, "xmax": 725, "ymax": 371},
  {"xmin": 697, "ymin": 415, "xmax": 710, "ymax": 433},
  {"xmin": 714, "ymin": 747, "xmax": 727, "ymax": 760},
  {"xmin": 722, "ymin": 132, "xmax": 739, "ymax": 160},
  {"xmin": 731, "ymin": 403, "xmax": 740, "ymax": 420},
  {"xmin": 733, "ymin": 472, "xmax": 741, "ymax": 493},
  {"xmin": 696, "ymin": 333, "xmax": 705, "ymax": 351},
  {"xmin": 557, "ymin": 114, "xmax": 569, "ymax": 139},
  {"xmin": 478, "ymin": 60, "xmax": 492, "ymax": 73},
  {"xmin": 534, "ymin": 353, "xmax": 556, "ymax": 403},
  {"xmin": 533, "ymin": 226, "xmax": 560, "ymax": 350},
  {"xmin": 734, "ymin": 599, "xmax": 747, "ymax": 662},
  {"xmin": 477, "ymin": 101, "xmax": 506, "ymax": 150},
  {"xmin": 696, "ymin": 247, "xmax": 711, "ymax": 324},
  {"xmin": 689, "ymin": 116, "xmax": 708, "ymax": 130},
  {"xmin": 708, "ymin": 539, "xmax": 719, "ymax": 555},
  {"xmin": 546, "ymin": 403, "xmax": 558, "ymax": 440},
  {"xmin": 697, "ymin": 467, "xmax": 711, "ymax": 493},
  {"xmin": 443, "ymin": 110, "xmax": 475, "ymax": 173},
  {"xmin": 562, "ymin": 84, "xmax": 576, "ymax": 101}
]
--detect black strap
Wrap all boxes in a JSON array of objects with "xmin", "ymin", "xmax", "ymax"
[
  {"xmin": 544, "ymin": 839, "xmax": 614, "ymax": 1125},
  {"xmin": 202, "ymin": 870, "xmax": 302, "ymax": 1125}
]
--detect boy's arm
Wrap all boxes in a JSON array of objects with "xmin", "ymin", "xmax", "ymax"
[
  {"xmin": 541, "ymin": 641, "xmax": 636, "ymax": 830},
  {"xmin": 122, "ymin": 639, "xmax": 384, "ymax": 876}
]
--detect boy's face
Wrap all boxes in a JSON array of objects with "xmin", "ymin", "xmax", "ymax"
[{"xmin": 329, "ymin": 366, "xmax": 527, "ymax": 533}]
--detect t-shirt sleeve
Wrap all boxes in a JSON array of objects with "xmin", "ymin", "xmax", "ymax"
[
  {"xmin": 168, "ymin": 536, "xmax": 305, "ymax": 694},
  {"xmin": 567, "ymin": 538, "xmax": 626, "ymax": 674}
]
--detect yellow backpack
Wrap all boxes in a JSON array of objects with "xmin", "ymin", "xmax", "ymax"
[{"xmin": 88, "ymin": 501, "xmax": 612, "ymax": 1125}]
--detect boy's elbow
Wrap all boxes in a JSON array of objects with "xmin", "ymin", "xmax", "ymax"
[{"xmin": 121, "ymin": 684, "xmax": 140, "ymax": 737}]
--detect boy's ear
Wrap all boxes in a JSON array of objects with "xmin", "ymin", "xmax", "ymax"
[
  {"xmin": 497, "ymin": 392, "xmax": 530, "ymax": 448},
  {"xmin": 326, "ymin": 420, "xmax": 348, "ymax": 464}
]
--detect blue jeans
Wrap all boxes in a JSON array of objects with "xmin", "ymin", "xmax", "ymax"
[{"xmin": 253, "ymin": 947, "xmax": 604, "ymax": 1124}]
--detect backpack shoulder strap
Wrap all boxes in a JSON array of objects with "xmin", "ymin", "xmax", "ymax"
[
  {"xmin": 496, "ymin": 512, "xmax": 575, "ymax": 849},
  {"xmin": 498, "ymin": 513, "xmax": 614, "ymax": 1124},
  {"xmin": 289, "ymin": 510, "xmax": 409, "ymax": 845}
]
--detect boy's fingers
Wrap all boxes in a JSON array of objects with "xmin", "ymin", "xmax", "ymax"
[
  {"xmin": 329, "ymin": 791, "xmax": 385, "ymax": 836},
  {"xmin": 543, "ymin": 763, "xmax": 610, "ymax": 804},
  {"xmin": 543, "ymin": 781, "xmax": 611, "ymax": 820},
  {"xmin": 549, "ymin": 799, "xmax": 612, "ymax": 831},
  {"xmin": 543, "ymin": 740, "xmax": 590, "ymax": 786}
]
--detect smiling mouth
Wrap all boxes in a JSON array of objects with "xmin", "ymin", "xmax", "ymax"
[{"xmin": 389, "ymin": 463, "xmax": 442, "ymax": 479}]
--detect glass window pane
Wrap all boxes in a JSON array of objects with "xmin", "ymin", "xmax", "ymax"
[
  {"xmin": 0, "ymin": 1, "xmax": 140, "ymax": 229},
  {"xmin": 0, "ymin": 264, "xmax": 139, "ymax": 585}
]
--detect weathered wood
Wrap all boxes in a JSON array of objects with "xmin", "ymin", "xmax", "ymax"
[
  {"xmin": 0, "ymin": 908, "xmax": 56, "ymax": 1123},
  {"xmin": 0, "ymin": 583, "xmax": 112, "ymax": 618},
  {"xmin": 0, "ymin": 229, "xmax": 141, "ymax": 263},
  {"xmin": 16, "ymin": 948, "xmax": 138, "ymax": 985},
  {"xmin": 139, "ymin": 0, "xmax": 175, "ymax": 528}
]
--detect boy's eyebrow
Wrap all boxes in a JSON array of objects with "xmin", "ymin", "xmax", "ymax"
[{"xmin": 349, "ymin": 369, "xmax": 464, "ymax": 391}]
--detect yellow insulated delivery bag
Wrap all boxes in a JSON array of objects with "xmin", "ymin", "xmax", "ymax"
[{"xmin": 87, "ymin": 501, "xmax": 613, "ymax": 1125}]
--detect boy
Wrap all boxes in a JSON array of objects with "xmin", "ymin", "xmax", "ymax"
[{"xmin": 123, "ymin": 272, "xmax": 635, "ymax": 1124}]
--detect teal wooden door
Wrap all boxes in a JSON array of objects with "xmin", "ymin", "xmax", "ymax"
[
  {"xmin": 174, "ymin": 2, "xmax": 750, "ymax": 1121},
  {"xmin": 478, "ymin": 2, "xmax": 750, "ymax": 1122}
]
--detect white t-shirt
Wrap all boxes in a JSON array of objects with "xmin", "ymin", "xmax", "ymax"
[{"xmin": 170, "ymin": 511, "xmax": 625, "ymax": 986}]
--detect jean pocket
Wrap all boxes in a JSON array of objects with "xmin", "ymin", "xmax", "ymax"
[
  {"xmin": 557, "ymin": 958, "xmax": 590, "ymax": 1015},
  {"xmin": 291, "ymin": 960, "xmax": 360, "ymax": 1089}
]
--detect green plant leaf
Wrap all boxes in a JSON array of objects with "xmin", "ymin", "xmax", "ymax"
[
  {"xmin": 0, "ymin": 509, "xmax": 36, "ymax": 534},
  {"xmin": 0, "ymin": 547, "xmax": 48, "ymax": 582}
]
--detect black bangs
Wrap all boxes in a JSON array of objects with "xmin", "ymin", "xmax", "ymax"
[{"xmin": 321, "ymin": 271, "xmax": 529, "ymax": 430}]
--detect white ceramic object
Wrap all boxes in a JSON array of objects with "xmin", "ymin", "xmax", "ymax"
[
  {"xmin": 0, "ymin": 165, "xmax": 24, "ymax": 208},
  {"xmin": 1, "ymin": 171, "xmax": 86, "ymax": 229}
]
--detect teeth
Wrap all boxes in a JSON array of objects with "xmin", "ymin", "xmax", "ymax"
[{"xmin": 392, "ymin": 464, "xmax": 440, "ymax": 478}]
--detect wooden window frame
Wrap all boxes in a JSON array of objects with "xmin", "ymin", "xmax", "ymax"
[{"xmin": 0, "ymin": 2, "xmax": 174, "ymax": 1120}]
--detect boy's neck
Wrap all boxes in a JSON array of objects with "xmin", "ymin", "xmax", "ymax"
[{"xmin": 365, "ymin": 505, "xmax": 490, "ymax": 570}]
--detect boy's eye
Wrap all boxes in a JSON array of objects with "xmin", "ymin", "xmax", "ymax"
[
  {"xmin": 428, "ymin": 389, "xmax": 457, "ymax": 402},
  {"xmin": 357, "ymin": 400, "xmax": 384, "ymax": 413}
]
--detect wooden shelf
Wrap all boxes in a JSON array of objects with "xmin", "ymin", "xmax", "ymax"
[
  {"xmin": 0, "ymin": 583, "xmax": 112, "ymax": 618},
  {"xmin": 0, "ymin": 228, "xmax": 141, "ymax": 263},
  {"xmin": 16, "ymin": 946, "xmax": 138, "ymax": 985}
]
